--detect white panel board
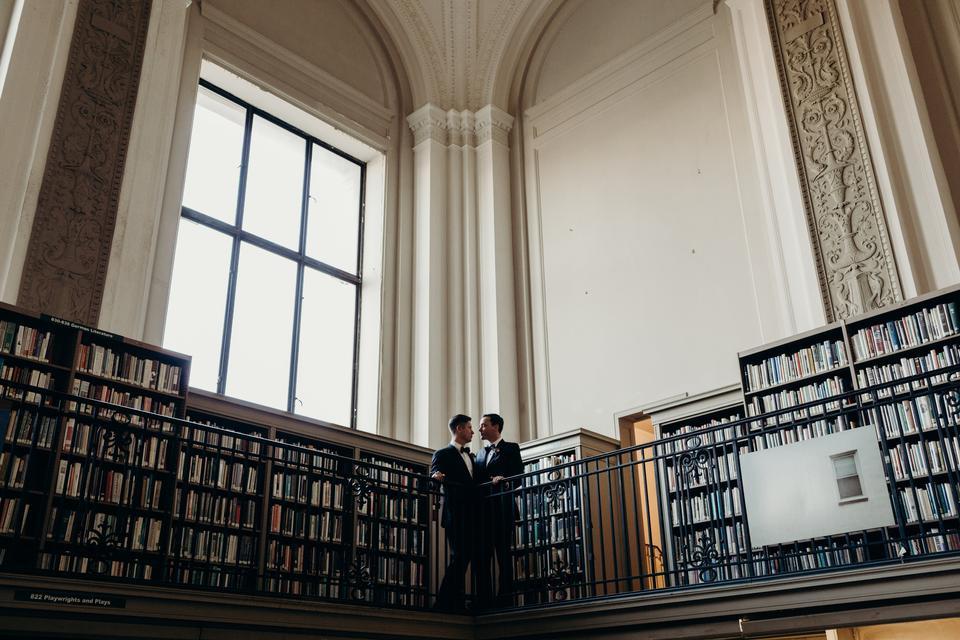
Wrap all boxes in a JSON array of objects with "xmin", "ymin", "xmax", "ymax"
[{"xmin": 740, "ymin": 426, "xmax": 895, "ymax": 547}]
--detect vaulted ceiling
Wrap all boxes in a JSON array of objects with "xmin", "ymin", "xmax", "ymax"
[{"xmin": 366, "ymin": 0, "xmax": 557, "ymax": 111}]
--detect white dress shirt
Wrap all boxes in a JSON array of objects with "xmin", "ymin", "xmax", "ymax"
[{"xmin": 451, "ymin": 438, "xmax": 473, "ymax": 477}]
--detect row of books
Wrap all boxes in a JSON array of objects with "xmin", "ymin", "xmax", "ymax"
[
  {"xmin": 1, "ymin": 364, "xmax": 53, "ymax": 400},
  {"xmin": 62, "ymin": 421, "xmax": 170, "ymax": 470},
  {"xmin": 171, "ymin": 526, "xmax": 256, "ymax": 565},
  {"xmin": 176, "ymin": 489, "xmax": 258, "ymax": 529},
  {"xmin": 0, "ymin": 322, "xmax": 54, "ymax": 363},
  {"xmin": 269, "ymin": 505, "xmax": 343, "ymax": 542},
  {"xmin": 521, "ymin": 453, "xmax": 576, "ymax": 485},
  {"xmin": 887, "ymin": 437, "xmax": 960, "ymax": 481},
  {"xmin": 746, "ymin": 376, "xmax": 848, "ymax": 417},
  {"xmin": 354, "ymin": 521, "xmax": 425, "ymax": 555},
  {"xmin": 372, "ymin": 555, "xmax": 424, "ymax": 586},
  {"xmin": 905, "ymin": 528, "xmax": 960, "ymax": 554},
  {"xmin": 898, "ymin": 483, "xmax": 959, "ymax": 523},
  {"xmin": 513, "ymin": 544, "xmax": 583, "ymax": 582},
  {"xmin": 3, "ymin": 409, "xmax": 57, "ymax": 448},
  {"xmin": 0, "ymin": 453, "xmax": 28, "ymax": 489},
  {"xmin": 357, "ymin": 492, "xmax": 419, "ymax": 522},
  {"xmin": 0, "ymin": 497, "xmax": 29, "ymax": 534},
  {"xmin": 178, "ymin": 454, "xmax": 259, "ymax": 494},
  {"xmin": 265, "ymin": 539, "xmax": 346, "ymax": 573},
  {"xmin": 514, "ymin": 513, "xmax": 581, "ymax": 548},
  {"xmin": 658, "ymin": 416, "xmax": 744, "ymax": 453},
  {"xmin": 182, "ymin": 421, "xmax": 262, "ymax": 456},
  {"xmin": 670, "ymin": 489, "xmax": 742, "ymax": 528},
  {"xmin": 666, "ymin": 449, "xmax": 738, "ymax": 493},
  {"xmin": 39, "ymin": 552, "xmax": 155, "ymax": 579},
  {"xmin": 359, "ymin": 456, "xmax": 419, "ymax": 488},
  {"xmin": 750, "ymin": 417, "xmax": 853, "ymax": 450},
  {"xmin": 517, "ymin": 484, "xmax": 581, "ymax": 517},
  {"xmin": 56, "ymin": 461, "xmax": 165, "ymax": 509},
  {"xmin": 850, "ymin": 301, "xmax": 960, "ymax": 362},
  {"xmin": 742, "ymin": 339, "xmax": 848, "ymax": 393},
  {"xmin": 270, "ymin": 471, "xmax": 342, "ymax": 507},
  {"xmin": 275, "ymin": 438, "xmax": 341, "ymax": 472},
  {"xmin": 47, "ymin": 508, "xmax": 164, "ymax": 552},
  {"xmin": 71, "ymin": 380, "xmax": 178, "ymax": 417},
  {"xmin": 675, "ymin": 522, "xmax": 748, "ymax": 558},
  {"xmin": 166, "ymin": 564, "xmax": 252, "ymax": 589},
  {"xmin": 856, "ymin": 344, "xmax": 960, "ymax": 391},
  {"xmin": 866, "ymin": 396, "xmax": 940, "ymax": 438},
  {"xmin": 77, "ymin": 343, "xmax": 182, "ymax": 394},
  {"xmin": 261, "ymin": 575, "xmax": 343, "ymax": 598},
  {"xmin": 753, "ymin": 539, "xmax": 868, "ymax": 575}
]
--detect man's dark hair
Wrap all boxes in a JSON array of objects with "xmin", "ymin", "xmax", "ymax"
[
  {"xmin": 448, "ymin": 414, "xmax": 472, "ymax": 433},
  {"xmin": 482, "ymin": 413, "xmax": 504, "ymax": 433}
]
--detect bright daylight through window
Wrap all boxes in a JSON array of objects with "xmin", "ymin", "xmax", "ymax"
[{"xmin": 164, "ymin": 74, "xmax": 364, "ymax": 428}]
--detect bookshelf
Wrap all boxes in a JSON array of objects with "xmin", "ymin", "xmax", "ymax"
[
  {"xmin": 843, "ymin": 284, "xmax": 960, "ymax": 556},
  {"xmin": 514, "ymin": 429, "xmax": 620, "ymax": 605},
  {"xmin": 183, "ymin": 390, "xmax": 433, "ymax": 606},
  {"xmin": 353, "ymin": 453, "xmax": 428, "ymax": 607},
  {"xmin": 0, "ymin": 302, "xmax": 192, "ymax": 583},
  {"xmin": 47, "ymin": 328, "xmax": 190, "ymax": 583},
  {"xmin": 169, "ymin": 411, "xmax": 267, "ymax": 591},
  {"xmin": 264, "ymin": 430, "xmax": 351, "ymax": 600},
  {"xmin": 648, "ymin": 385, "xmax": 748, "ymax": 586}
]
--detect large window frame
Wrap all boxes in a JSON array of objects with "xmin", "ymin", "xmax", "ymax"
[{"xmin": 178, "ymin": 78, "xmax": 366, "ymax": 427}]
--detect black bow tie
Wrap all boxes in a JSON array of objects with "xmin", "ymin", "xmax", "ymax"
[
  {"xmin": 459, "ymin": 446, "xmax": 470, "ymax": 454},
  {"xmin": 485, "ymin": 443, "xmax": 498, "ymax": 451}
]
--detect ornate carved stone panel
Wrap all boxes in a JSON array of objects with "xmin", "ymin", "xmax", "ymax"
[
  {"xmin": 765, "ymin": 0, "xmax": 902, "ymax": 320},
  {"xmin": 17, "ymin": 0, "xmax": 153, "ymax": 325}
]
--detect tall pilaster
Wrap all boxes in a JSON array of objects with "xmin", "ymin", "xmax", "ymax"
[
  {"xmin": 475, "ymin": 105, "xmax": 518, "ymax": 435},
  {"xmin": 408, "ymin": 104, "xmax": 450, "ymax": 448}
]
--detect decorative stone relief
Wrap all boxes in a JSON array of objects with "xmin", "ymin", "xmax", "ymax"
[
  {"xmin": 17, "ymin": 0, "xmax": 153, "ymax": 325},
  {"xmin": 407, "ymin": 104, "xmax": 513, "ymax": 147},
  {"xmin": 766, "ymin": 0, "xmax": 902, "ymax": 320}
]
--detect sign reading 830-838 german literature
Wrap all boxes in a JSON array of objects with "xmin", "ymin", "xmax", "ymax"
[{"xmin": 14, "ymin": 589, "xmax": 126, "ymax": 608}]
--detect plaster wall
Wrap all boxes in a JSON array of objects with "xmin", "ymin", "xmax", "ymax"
[
  {"xmin": 523, "ymin": 5, "xmax": 772, "ymax": 435},
  {"xmin": 203, "ymin": 0, "xmax": 387, "ymax": 106}
]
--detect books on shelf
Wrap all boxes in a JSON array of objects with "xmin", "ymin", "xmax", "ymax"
[
  {"xmin": 743, "ymin": 339, "xmax": 847, "ymax": 392},
  {"xmin": 0, "ymin": 321, "xmax": 53, "ymax": 363},
  {"xmin": 77, "ymin": 343, "xmax": 182, "ymax": 394},
  {"xmin": 898, "ymin": 483, "xmax": 959, "ymax": 523},
  {"xmin": 850, "ymin": 301, "xmax": 960, "ymax": 362}
]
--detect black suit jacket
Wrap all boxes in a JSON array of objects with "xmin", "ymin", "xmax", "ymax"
[
  {"xmin": 431, "ymin": 444, "xmax": 476, "ymax": 529},
  {"xmin": 476, "ymin": 440, "xmax": 524, "ymax": 518}
]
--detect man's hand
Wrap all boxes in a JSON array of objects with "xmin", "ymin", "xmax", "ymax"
[
  {"xmin": 432, "ymin": 471, "xmax": 446, "ymax": 481},
  {"xmin": 491, "ymin": 475, "xmax": 505, "ymax": 484}
]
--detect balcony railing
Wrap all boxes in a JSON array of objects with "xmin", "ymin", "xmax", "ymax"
[{"xmin": 1, "ymin": 368, "xmax": 959, "ymax": 614}]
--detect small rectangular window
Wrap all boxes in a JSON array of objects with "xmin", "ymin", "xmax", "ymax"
[{"xmin": 832, "ymin": 451, "xmax": 864, "ymax": 502}]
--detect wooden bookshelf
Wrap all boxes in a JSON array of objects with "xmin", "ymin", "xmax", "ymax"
[
  {"xmin": 0, "ymin": 302, "xmax": 192, "ymax": 584},
  {"xmin": 648, "ymin": 385, "xmax": 748, "ymax": 586},
  {"xmin": 514, "ymin": 429, "xmax": 620, "ymax": 605},
  {"xmin": 843, "ymin": 284, "xmax": 960, "ymax": 555},
  {"xmin": 183, "ymin": 390, "xmax": 433, "ymax": 605}
]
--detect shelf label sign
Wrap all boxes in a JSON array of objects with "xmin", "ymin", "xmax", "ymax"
[
  {"xmin": 42, "ymin": 315, "xmax": 121, "ymax": 341},
  {"xmin": 14, "ymin": 589, "xmax": 126, "ymax": 608}
]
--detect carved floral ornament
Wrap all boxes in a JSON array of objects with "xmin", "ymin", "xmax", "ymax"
[
  {"xmin": 18, "ymin": 0, "xmax": 153, "ymax": 324},
  {"xmin": 767, "ymin": 0, "xmax": 902, "ymax": 320}
]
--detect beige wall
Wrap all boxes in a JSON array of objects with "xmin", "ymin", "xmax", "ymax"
[
  {"xmin": 848, "ymin": 618, "xmax": 960, "ymax": 640},
  {"xmin": 521, "ymin": 3, "xmax": 778, "ymax": 436}
]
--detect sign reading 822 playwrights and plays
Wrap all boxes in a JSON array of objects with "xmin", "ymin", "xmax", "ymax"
[{"xmin": 14, "ymin": 589, "xmax": 126, "ymax": 608}]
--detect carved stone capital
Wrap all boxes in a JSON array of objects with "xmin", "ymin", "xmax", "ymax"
[
  {"xmin": 474, "ymin": 105, "xmax": 514, "ymax": 146},
  {"xmin": 407, "ymin": 103, "xmax": 449, "ymax": 146},
  {"xmin": 447, "ymin": 109, "xmax": 476, "ymax": 148}
]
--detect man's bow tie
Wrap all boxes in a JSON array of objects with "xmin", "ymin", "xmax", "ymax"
[{"xmin": 459, "ymin": 446, "xmax": 470, "ymax": 454}]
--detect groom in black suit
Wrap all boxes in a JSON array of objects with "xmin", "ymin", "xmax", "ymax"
[
  {"xmin": 475, "ymin": 413, "xmax": 524, "ymax": 608},
  {"xmin": 431, "ymin": 414, "xmax": 477, "ymax": 611}
]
